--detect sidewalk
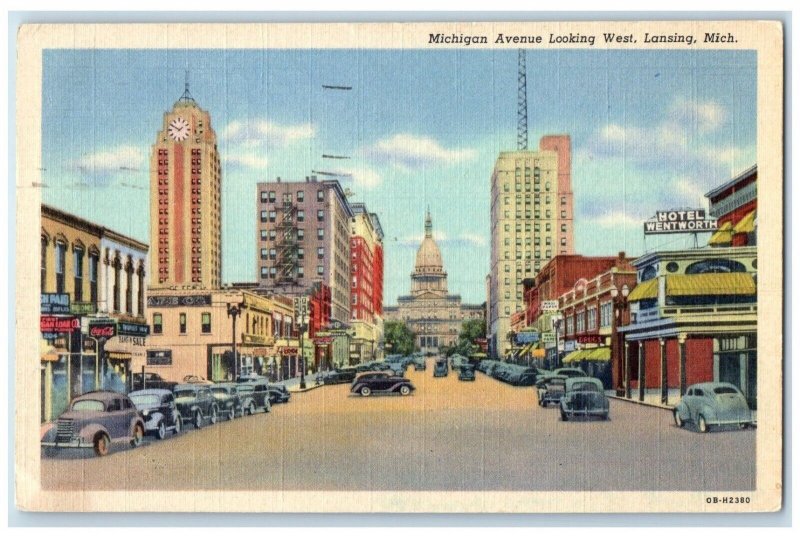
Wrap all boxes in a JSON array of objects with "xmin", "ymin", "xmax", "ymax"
[
  {"xmin": 606, "ymin": 388, "xmax": 681, "ymax": 410},
  {"xmin": 280, "ymin": 373, "xmax": 327, "ymax": 393}
]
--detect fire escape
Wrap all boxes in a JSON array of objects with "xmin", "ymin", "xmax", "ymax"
[{"xmin": 277, "ymin": 200, "xmax": 299, "ymax": 284}]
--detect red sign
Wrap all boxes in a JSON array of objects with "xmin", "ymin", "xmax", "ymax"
[
  {"xmin": 40, "ymin": 316, "xmax": 79, "ymax": 333},
  {"xmin": 314, "ymin": 337, "xmax": 333, "ymax": 345},
  {"xmin": 89, "ymin": 324, "xmax": 117, "ymax": 338},
  {"xmin": 576, "ymin": 335, "xmax": 604, "ymax": 344},
  {"xmin": 281, "ymin": 347, "xmax": 298, "ymax": 356}
]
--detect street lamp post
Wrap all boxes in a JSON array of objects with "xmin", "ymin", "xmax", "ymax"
[
  {"xmin": 299, "ymin": 315, "xmax": 308, "ymax": 389},
  {"xmin": 552, "ymin": 318, "xmax": 562, "ymax": 370},
  {"xmin": 610, "ymin": 284, "xmax": 630, "ymax": 397},
  {"xmin": 227, "ymin": 302, "xmax": 244, "ymax": 381}
]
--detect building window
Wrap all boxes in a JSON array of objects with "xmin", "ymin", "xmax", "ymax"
[
  {"xmin": 269, "ymin": 230, "xmax": 276, "ymax": 241},
  {"xmin": 546, "ymin": 223, "xmax": 551, "ymax": 232},
  {"xmin": 153, "ymin": 313, "xmax": 163, "ymax": 334},
  {"xmin": 587, "ymin": 306, "xmax": 598, "ymax": 330},
  {"xmin": 317, "ymin": 265, "xmax": 324, "ymax": 276},
  {"xmin": 297, "ymin": 229, "xmax": 304, "ymax": 240},
  {"xmin": 261, "ymin": 267, "xmax": 268, "ymax": 278},
  {"xmin": 268, "ymin": 191, "xmax": 276, "ymax": 202},
  {"xmin": 317, "ymin": 209, "xmax": 324, "ymax": 221},
  {"xmin": 201, "ymin": 312, "xmax": 211, "ymax": 333},
  {"xmin": 283, "ymin": 193, "xmax": 293, "ymax": 203},
  {"xmin": 561, "ymin": 210, "xmax": 567, "ymax": 219},
  {"xmin": 297, "ymin": 190, "xmax": 304, "ymax": 202},
  {"xmin": 317, "ymin": 247, "xmax": 324, "ymax": 259},
  {"xmin": 55, "ymin": 241, "xmax": 66, "ymax": 294},
  {"xmin": 297, "ymin": 248, "xmax": 304, "ymax": 260},
  {"xmin": 317, "ymin": 228, "xmax": 324, "ymax": 239},
  {"xmin": 600, "ymin": 302, "xmax": 613, "ymax": 328},
  {"xmin": 561, "ymin": 237, "xmax": 567, "ymax": 246},
  {"xmin": 352, "ymin": 294, "xmax": 358, "ymax": 305},
  {"xmin": 298, "ymin": 267, "xmax": 304, "ymax": 277},
  {"xmin": 561, "ymin": 196, "xmax": 567, "ymax": 205},
  {"xmin": 269, "ymin": 248, "xmax": 276, "ymax": 260},
  {"xmin": 503, "ymin": 183, "xmax": 510, "ymax": 192},
  {"xmin": 260, "ymin": 229, "xmax": 267, "ymax": 241},
  {"xmin": 297, "ymin": 210, "xmax": 305, "ymax": 222},
  {"xmin": 261, "ymin": 248, "xmax": 268, "ymax": 260},
  {"xmin": 260, "ymin": 191, "xmax": 269, "ymax": 203},
  {"xmin": 268, "ymin": 210, "xmax": 276, "ymax": 222},
  {"xmin": 89, "ymin": 252, "xmax": 99, "ymax": 304},
  {"xmin": 113, "ymin": 258, "xmax": 121, "ymax": 312},
  {"xmin": 72, "ymin": 246, "xmax": 84, "ymax": 301},
  {"xmin": 40, "ymin": 237, "xmax": 47, "ymax": 293},
  {"xmin": 269, "ymin": 267, "xmax": 277, "ymax": 278},
  {"xmin": 561, "ymin": 224, "xmax": 567, "ymax": 233},
  {"xmin": 566, "ymin": 315, "xmax": 574, "ymax": 335},
  {"xmin": 260, "ymin": 210, "xmax": 268, "ymax": 223},
  {"xmin": 317, "ymin": 189, "xmax": 324, "ymax": 201},
  {"xmin": 179, "ymin": 313, "xmax": 187, "ymax": 334}
]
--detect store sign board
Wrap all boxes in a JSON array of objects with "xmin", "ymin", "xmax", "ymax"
[
  {"xmin": 541, "ymin": 332, "xmax": 556, "ymax": 344},
  {"xmin": 147, "ymin": 295, "xmax": 212, "ymax": 308},
  {"xmin": 70, "ymin": 302, "xmax": 97, "ymax": 315},
  {"xmin": 281, "ymin": 347, "xmax": 298, "ymax": 356},
  {"xmin": 118, "ymin": 322, "xmax": 150, "ymax": 337},
  {"xmin": 577, "ymin": 335, "xmax": 604, "ymax": 344},
  {"xmin": 644, "ymin": 209, "xmax": 718, "ymax": 234},
  {"xmin": 146, "ymin": 349, "xmax": 172, "ymax": 366},
  {"xmin": 40, "ymin": 316, "xmax": 79, "ymax": 333},
  {"xmin": 88, "ymin": 322, "xmax": 117, "ymax": 338},
  {"xmin": 515, "ymin": 332, "xmax": 539, "ymax": 344},
  {"xmin": 541, "ymin": 300, "xmax": 559, "ymax": 312},
  {"xmin": 564, "ymin": 340, "xmax": 576, "ymax": 352},
  {"xmin": 41, "ymin": 293, "xmax": 70, "ymax": 314}
]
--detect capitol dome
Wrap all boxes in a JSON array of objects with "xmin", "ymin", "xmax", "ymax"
[{"xmin": 414, "ymin": 211, "xmax": 444, "ymax": 274}]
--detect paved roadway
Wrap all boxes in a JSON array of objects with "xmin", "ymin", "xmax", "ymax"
[{"xmin": 41, "ymin": 362, "xmax": 755, "ymax": 491}]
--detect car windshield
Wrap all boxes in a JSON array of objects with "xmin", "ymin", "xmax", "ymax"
[
  {"xmin": 211, "ymin": 388, "xmax": 229, "ymax": 397},
  {"xmin": 572, "ymin": 382, "xmax": 601, "ymax": 392},
  {"xmin": 129, "ymin": 394, "xmax": 160, "ymax": 406},
  {"xmin": 713, "ymin": 386, "xmax": 739, "ymax": 395},
  {"xmin": 71, "ymin": 399, "xmax": 105, "ymax": 412},
  {"xmin": 174, "ymin": 390, "xmax": 197, "ymax": 399}
]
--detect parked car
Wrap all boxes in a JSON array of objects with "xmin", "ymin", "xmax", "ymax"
[
  {"xmin": 236, "ymin": 381, "xmax": 272, "ymax": 414},
  {"xmin": 129, "ymin": 389, "xmax": 183, "ymax": 439},
  {"xmin": 552, "ymin": 367, "xmax": 587, "ymax": 379},
  {"xmin": 458, "ymin": 365, "xmax": 476, "ymax": 381},
  {"xmin": 131, "ymin": 372, "xmax": 177, "ymax": 392},
  {"xmin": 210, "ymin": 383, "xmax": 243, "ymax": 420},
  {"xmin": 41, "ymin": 391, "xmax": 145, "ymax": 457},
  {"xmin": 173, "ymin": 384, "xmax": 219, "ymax": 428},
  {"xmin": 182, "ymin": 374, "xmax": 213, "ymax": 385},
  {"xmin": 673, "ymin": 382, "xmax": 754, "ymax": 433},
  {"xmin": 537, "ymin": 375, "xmax": 568, "ymax": 407},
  {"xmin": 351, "ymin": 372, "xmax": 415, "ymax": 397},
  {"xmin": 268, "ymin": 384, "xmax": 291, "ymax": 404},
  {"xmin": 559, "ymin": 377, "xmax": 609, "ymax": 421},
  {"xmin": 388, "ymin": 362, "xmax": 407, "ymax": 376},
  {"xmin": 323, "ymin": 367, "xmax": 358, "ymax": 385},
  {"xmin": 413, "ymin": 357, "xmax": 427, "ymax": 371},
  {"xmin": 433, "ymin": 359, "xmax": 449, "ymax": 377}
]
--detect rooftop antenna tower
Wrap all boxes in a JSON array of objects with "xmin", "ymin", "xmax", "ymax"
[{"xmin": 517, "ymin": 49, "xmax": 528, "ymax": 151}]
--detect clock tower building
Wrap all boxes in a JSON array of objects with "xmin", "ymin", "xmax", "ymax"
[{"xmin": 149, "ymin": 85, "xmax": 222, "ymax": 289}]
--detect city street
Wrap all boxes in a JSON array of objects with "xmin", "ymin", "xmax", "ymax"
[{"xmin": 41, "ymin": 363, "xmax": 755, "ymax": 492}]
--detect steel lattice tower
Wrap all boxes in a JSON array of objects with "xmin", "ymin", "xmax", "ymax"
[{"xmin": 517, "ymin": 48, "xmax": 528, "ymax": 151}]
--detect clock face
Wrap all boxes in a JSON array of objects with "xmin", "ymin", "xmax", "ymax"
[{"xmin": 168, "ymin": 117, "xmax": 190, "ymax": 141}]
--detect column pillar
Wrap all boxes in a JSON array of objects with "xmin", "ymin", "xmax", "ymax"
[
  {"xmin": 660, "ymin": 338, "xmax": 667, "ymax": 405},
  {"xmin": 678, "ymin": 334, "xmax": 687, "ymax": 396},
  {"xmin": 637, "ymin": 342, "xmax": 645, "ymax": 402},
  {"xmin": 623, "ymin": 341, "xmax": 631, "ymax": 399}
]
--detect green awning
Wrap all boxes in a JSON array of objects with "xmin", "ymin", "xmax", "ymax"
[
  {"xmin": 627, "ymin": 279, "xmax": 658, "ymax": 301},
  {"xmin": 666, "ymin": 273, "xmax": 756, "ymax": 296}
]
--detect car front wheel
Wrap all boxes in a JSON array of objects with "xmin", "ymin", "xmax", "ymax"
[
  {"xmin": 194, "ymin": 410, "xmax": 203, "ymax": 429},
  {"xmin": 227, "ymin": 407, "xmax": 235, "ymax": 421},
  {"xmin": 247, "ymin": 402, "xmax": 255, "ymax": 416},
  {"xmin": 209, "ymin": 406, "xmax": 218, "ymax": 425},
  {"xmin": 173, "ymin": 416, "xmax": 182, "ymax": 435},
  {"xmin": 698, "ymin": 414, "xmax": 709, "ymax": 433},
  {"xmin": 360, "ymin": 386, "xmax": 371, "ymax": 397},
  {"xmin": 94, "ymin": 433, "xmax": 110, "ymax": 457},
  {"xmin": 156, "ymin": 421, "xmax": 167, "ymax": 440},
  {"xmin": 560, "ymin": 409, "xmax": 568, "ymax": 422},
  {"xmin": 674, "ymin": 410, "xmax": 684, "ymax": 428},
  {"xmin": 131, "ymin": 423, "xmax": 144, "ymax": 447},
  {"xmin": 399, "ymin": 385, "xmax": 411, "ymax": 396}
]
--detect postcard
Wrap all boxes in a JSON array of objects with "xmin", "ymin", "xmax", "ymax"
[{"xmin": 15, "ymin": 20, "xmax": 783, "ymax": 513}]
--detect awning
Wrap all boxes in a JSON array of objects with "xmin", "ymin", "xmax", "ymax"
[
  {"xmin": 733, "ymin": 210, "xmax": 756, "ymax": 234},
  {"xmin": 562, "ymin": 350, "xmax": 585, "ymax": 364},
  {"xmin": 666, "ymin": 273, "xmax": 756, "ymax": 296},
  {"xmin": 627, "ymin": 279, "xmax": 658, "ymax": 302},
  {"xmin": 708, "ymin": 221, "xmax": 733, "ymax": 246},
  {"xmin": 584, "ymin": 347, "xmax": 611, "ymax": 362},
  {"xmin": 532, "ymin": 348, "xmax": 546, "ymax": 358}
]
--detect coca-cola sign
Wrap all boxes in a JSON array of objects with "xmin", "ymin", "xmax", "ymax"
[
  {"xmin": 40, "ymin": 316, "xmax": 79, "ymax": 333},
  {"xmin": 89, "ymin": 323, "xmax": 117, "ymax": 338}
]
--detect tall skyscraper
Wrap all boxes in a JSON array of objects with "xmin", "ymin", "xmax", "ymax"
[
  {"xmin": 349, "ymin": 202, "xmax": 384, "ymax": 362},
  {"xmin": 149, "ymin": 85, "xmax": 222, "ymax": 289},
  {"xmin": 488, "ymin": 134, "xmax": 574, "ymax": 358}
]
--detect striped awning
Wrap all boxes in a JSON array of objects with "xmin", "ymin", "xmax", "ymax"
[
  {"xmin": 562, "ymin": 350, "xmax": 586, "ymax": 364},
  {"xmin": 627, "ymin": 279, "xmax": 658, "ymax": 302},
  {"xmin": 584, "ymin": 347, "xmax": 611, "ymax": 361},
  {"xmin": 708, "ymin": 221, "xmax": 733, "ymax": 246},
  {"xmin": 666, "ymin": 273, "xmax": 756, "ymax": 296},
  {"xmin": 733, "ymin": 210, "xmax": 756, "ymax": 234}
]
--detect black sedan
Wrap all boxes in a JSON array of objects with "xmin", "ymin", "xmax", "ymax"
[
  {"xmin": 350, "ymin": 372, "xmax": 415, "ymax": 397},
  {"xmin": 322, "ymin": 367, "xmax": 358, "ymax": 385}
]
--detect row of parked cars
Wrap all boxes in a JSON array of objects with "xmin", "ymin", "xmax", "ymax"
[
  {"xmin": 475, "ymin": 360, "xmax": 539, "ymax": 386},
  {"xmin": 41, "ymin": 375, "xmax": 291, "ymax": 457}
]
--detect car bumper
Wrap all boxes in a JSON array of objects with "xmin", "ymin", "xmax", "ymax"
[{"xmin": 41, "ymin": 439, "xmax": 93, "ymax": 449}]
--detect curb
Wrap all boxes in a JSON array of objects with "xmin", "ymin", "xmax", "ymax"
[
  {"xmin": 608, "ymin": 394, "xmax": 675, "ymax": 411},
  {"xmin": 287, "ymin": 383, "xmax": 326, "ymax": 394}
]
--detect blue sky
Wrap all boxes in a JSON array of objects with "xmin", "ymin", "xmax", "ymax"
[{"xmin": 41, "ymin": 49, "xmax": 756, "ymax": 304}]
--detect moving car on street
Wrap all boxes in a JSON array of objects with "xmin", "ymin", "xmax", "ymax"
[
  {"xmin": 350, "ymin": 372, "xmax": 415, "ymax": 397},
  {"xmin": 673, "ymin": 382, "xmax": 754, "ymax": 433},
  {"xmin": 537, "ymin": 375, "xmax": 568, "ymax": 407},
  {"xmin": 559, "ymin": 377, "xmax": 609, "ymax": 421},
  {"xmin": 129, "ymin": 389, "xmax": 183, "ymax": 439},
  {"xmin": 322, "ymin": 367, "xmax": 358, "ymax": 385},
  {"xmin": 41, "ymin": 391, "xmax": 146, "ymax": 457},
  {"xmin": 210, "ymin": 383, "xmax": 243, "ymax": 420},
  {"xmin": 433, "ymin": 359, "xmax": 449, "ymax": 377},
  {"xmin": 458, "ymin": 365, "xmax": 476, "ymax": 381},
  {"xmin": 173, "ymin": 384, "xmax": 219, "ymax": 428}
]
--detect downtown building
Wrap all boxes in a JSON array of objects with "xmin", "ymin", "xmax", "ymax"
[
  {"xmin": 488, "ymin": 135, "xmax": 574, "ymax": 359},
  {"xmin": 384, "ymin": 211, "xmax": 484, "ymax": 354},
  {"xmin": 349, "ymin": 203, "xmax": 385, "ymax": 363},
  {"xmin": 255, "ymin": 176, "xmax": 355, "ymax": 366}
]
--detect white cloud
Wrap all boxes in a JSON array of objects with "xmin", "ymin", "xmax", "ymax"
[
  {"xmin": 667, "ymin": 97, "xmax": 727, "ymax": 132},
  {"xmin": 349, "ymin": 165, "xmax": 381, "ymax": 189},
  {"xmin": 221, "ymin": 119, "xmax": 315, "ymax": 147},
  {"xmin": 591, "ymin": 210, "xmax": 642, "ymax": 228},
  {"xmin": 223, "ymin": 151, "xmax": 269, "ymax": 170},
  {"xmin": 458, "ymin": 233, "xmax": 487, "ymax": 247},
  {"xmin": 363, "ymin": 134, "xmax": 477, "ymax": 170},
  {"xmin": 673, "ymin": 176, "xmax": 708, "ymax": 205},
  {"xmin": 74, "ymin": 145, "xmax": 145, "ymax": 175}
]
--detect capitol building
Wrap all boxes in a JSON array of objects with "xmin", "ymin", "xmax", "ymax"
[{"xmin": 384, "ymin": 211, "xmax": 484, "ymax": 354}]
